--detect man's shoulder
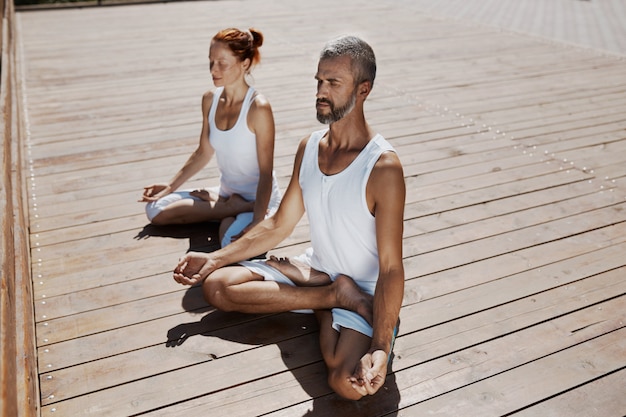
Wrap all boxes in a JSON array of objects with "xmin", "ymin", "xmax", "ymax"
[
  {"xmin": 371, "ymin": 135, "xmax": 403, "ymax": 173},
  {"xmin": 371, "ymin": 134, "xmax": 395, "ymax": 152},
  {"xmin": 300, "ymin": 128, "xmax": 328, "ymax": 150},
  {"xmin": 310, "ymin": 128, "xmax": 329, "ymax": 140}
]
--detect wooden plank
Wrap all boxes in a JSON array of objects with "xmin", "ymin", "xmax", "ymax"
[
  {"xmin": 31, "ymin": 174, "xmax": 615, "ymax": 294},
  {"xmin": 130, "ymin": 266, "xmax": 626, "ymax": 417},
  {"xmin": 404, "ymin": 180, "xmax": 616, "ymax": 236},
  {"xmin": 42, "ymin": 283, "xmax": 626, "ymax": 416},
  {"xmin": 36, "ymin": 229, "xmax": 626, "ymax": 373},
  {"xmin": 40, "ymin": 332, "xmax": 322, "ymax": 417},
  {"xmin": 263, "ymin": 296, "xmax": 626, "ymax": 417},
  {"xmin": 402, "ymin": 205, "xmax": 626, "ymax": 274},
  {"xmin": 29, "ymin": 159, "xmax": 610, "ymax": 267},
  {"xmin": 511, "ymin": 368, "xmax": 626, "ymax": 417},
  {"xmin": 43, "ymin": 263, "xmax": 626, "ymax": 406},
  {"xmin": 40, "ymin": 313, "xmax": 318, "ymax": 405},
  {"xmin": 397, "ymin": 327, "xmax": 626, "ymax": 416},
  {"xmin": 33, "ymin": 215, "xmax": 626, "ymax": 345},
  {"xmin": 37, "ymin": 178, "xmax": 620, "ymax": 312}
]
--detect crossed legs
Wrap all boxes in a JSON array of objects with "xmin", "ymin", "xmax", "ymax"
[
  {"xmin": 201, "ymin": 258, "xmax": 374, "ymax": 400},
  {"xmin": 202, "ymin": 265, "xmax": 371, "ymax": 319},
  {"xmin": 150, "ymin": 192, "xmax": 254, "ymax": 226}
]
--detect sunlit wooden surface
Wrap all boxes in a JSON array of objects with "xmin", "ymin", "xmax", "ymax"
[{"xmin": 16, "ymin": 0, "xmax": 626, "ymax": 415}]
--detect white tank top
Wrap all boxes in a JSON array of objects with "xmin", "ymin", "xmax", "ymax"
[
  {"xmin": 208, "ymin": 86, "xmax": 281, "ymax": 206},
  {"xmin": 299, "ymin": 129, "xmax": 395, "ymax": 283}
]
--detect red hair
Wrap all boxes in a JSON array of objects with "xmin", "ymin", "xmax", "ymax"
[{"xmin": 213, "ymin": 28, "xmax": 263, "ymax": 68}]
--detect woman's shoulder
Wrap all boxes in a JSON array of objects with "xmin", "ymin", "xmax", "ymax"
[
  {"xmin": 201, "ymin": 89, "xmax": 218, "ymax": 113},
  {"xmin": 248, "ymin": 90, "xmax": 274, "ymax": 124},
  {"xmin": 249, "ymin": 90, "xmax": 272, "ymax": 111},
  {"xmin": 202, "ymin": 89, "xmax": 216, "ymax": 102}
]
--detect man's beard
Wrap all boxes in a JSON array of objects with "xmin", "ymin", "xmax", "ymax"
[{"xmin": 316, "ymin": 90, "xmax": 357, "ymax": 124}]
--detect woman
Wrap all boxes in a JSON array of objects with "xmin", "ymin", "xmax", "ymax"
[{"xmin": 140, "ymin": 28, "xmax": 282, "ymax": 248}]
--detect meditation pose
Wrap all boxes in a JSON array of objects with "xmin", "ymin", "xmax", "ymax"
[
  {"xmin": 174, "ymin": 35, "xmax": 405, "ymax": 400},
  {"xmin": 139, "ymin": 27, "xmax": 281, "ymax": 248}
]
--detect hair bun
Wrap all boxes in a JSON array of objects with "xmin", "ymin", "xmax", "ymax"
[{"xmin": 249, "ymin": 28, "xmax": 264, "ymax": 48}]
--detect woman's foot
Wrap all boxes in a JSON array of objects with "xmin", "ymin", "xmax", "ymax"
[{"xmin": 225, "ymin": 193, "xmax": 255, "ymax": 212}]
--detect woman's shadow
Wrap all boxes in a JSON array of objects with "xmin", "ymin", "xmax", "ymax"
[
  {"xmin": 167, "ymin": 286, "xmax": 401, "ymax": 416},
  {"xmin": 134, "ymin": 222, "xmax": 222, "ymax": 253}
]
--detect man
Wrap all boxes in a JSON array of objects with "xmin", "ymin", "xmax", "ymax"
[{"xmin": 174, "ymin": 35, "xmax": 405, "ymax": 400}]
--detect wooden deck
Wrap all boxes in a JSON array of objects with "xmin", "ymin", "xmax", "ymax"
[{"xmin": 13, "ymin": 0, "xmax": 626, "ymax": 415}]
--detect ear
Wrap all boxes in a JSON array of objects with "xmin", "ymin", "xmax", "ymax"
[
  {"xmin": 358, "ymin": 81, "xmax": 372, "ymax": 98},
  {"xmin": 242, "ymin": 58, "xmax": 252, "ymax": 72}
]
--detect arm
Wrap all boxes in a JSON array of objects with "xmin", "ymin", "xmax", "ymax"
[
  {"xmin": 173, "ymin": 137, "xmax": 310, "ymax": 285},
  {"xmin": 140, "ymin": 91, "xmax": 215, "ymax": 202},
  {"xmin": 242, "ymin": 94, "xmax": 276, "ymax": 230},
  {"xmin": 351, "ymin": 150, "xmax": 406, "ymax": 395}
]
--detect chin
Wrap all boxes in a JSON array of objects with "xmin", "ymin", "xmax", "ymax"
[{"xmin": 316, "ymin": 113, "xmax": 332, "ymax": 124}]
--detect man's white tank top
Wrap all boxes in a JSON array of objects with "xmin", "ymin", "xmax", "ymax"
[
  {"xmin": 299, "ymin": 129, "xmax": 395, "ymax": 283},
  {"xmin": 208, "ymin": 86, "xmax": 281, "ymax": 205}
]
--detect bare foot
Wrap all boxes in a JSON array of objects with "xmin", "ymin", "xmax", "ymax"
[
  {"xmin": 266, "ymin": 255, "xmax": 332, "ymax": 287},
  {"xmin": 226, "ymin": 194, "xmax": 255, "ymax": 213},
  {"xmin": 333, "ymin": 275, "xmax": 374, "ymax": 325},
  {"xmin": 190, "ymin": 188, "xmax": 214, "ymax": 202}
]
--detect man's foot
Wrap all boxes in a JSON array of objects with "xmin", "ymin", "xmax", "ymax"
[
  {"xmin": 333, "ymin": 275, "xmax": 374, "ymax": 325},
  {"xmin": 266, "ymin": 255, "xmax": 332, "ymax": 287}
]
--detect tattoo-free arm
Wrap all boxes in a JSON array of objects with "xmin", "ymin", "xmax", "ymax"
[{"xmin": 351, "ymin": 150, "xmax": 405, "ymax": 396}]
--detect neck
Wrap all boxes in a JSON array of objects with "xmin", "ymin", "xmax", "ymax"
[
  {"xmin": 327, "ymin": 108, "xmax": 372, "ymax": 148},
  {"xmin": 221, "ymin": 81, "xmax": 249, "ymax": 104}
]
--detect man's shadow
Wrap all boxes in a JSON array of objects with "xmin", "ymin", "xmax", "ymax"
[
  {"xmin": 134, "ymin": 222, "xmax": 221, "ymax": 253},
  {"xmin": 137, "ymin": 222, "xmax": 400, "ymax": 414},
  {"xmin": 167, "ymin": 286, "xmax": 401, "ymax": 416}
]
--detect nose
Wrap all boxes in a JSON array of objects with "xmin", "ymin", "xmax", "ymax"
[
  {"xmin": 316, "ymin": 81, "xmax": 328, "ymax": 99},
  {"xmin": 210, "ymin": 61, "xmax": 219, "ymax": 76}
]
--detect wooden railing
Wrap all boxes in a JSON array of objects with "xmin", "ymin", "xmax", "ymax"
[
  {"xmin": 1, "ymin": 0, "xmax": 39, "ymax": 415},
  {"xmin": 15, "ymin": 0, "xmax": 191, "ymax": 11}
]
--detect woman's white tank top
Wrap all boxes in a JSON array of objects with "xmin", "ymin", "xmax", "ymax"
[{"xmin": 208, "ymin": 86, "xmax": 280, "ymax": 206}]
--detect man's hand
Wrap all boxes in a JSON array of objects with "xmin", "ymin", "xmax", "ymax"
[
  {"xmin": 349, "ymin": 349, "xmax": 388, "ymax": 397},
  {"xmin": 173, "ymin": 252, "xmax": 217, "ymax": 285}
]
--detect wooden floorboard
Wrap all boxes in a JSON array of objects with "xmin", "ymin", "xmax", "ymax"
[{"xmin": 15, "ymin": 0, "xmax": 626, "ymax": 416}]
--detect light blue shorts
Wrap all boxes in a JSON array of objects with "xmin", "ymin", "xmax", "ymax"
[
  {"xmin": 145, "ymin": 188, "xmax": 265, "ymax": 248},
  {"xmin": 145, "ymin": 188, "xmax": 220, "ymax": 222}
]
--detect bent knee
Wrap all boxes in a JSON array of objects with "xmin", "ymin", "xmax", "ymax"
[
  {"xmin": 202, "ymin": 273, "xmax": 235, "ymax": 311},
  {"xmin": 149, "ymin": 213, "xmax": 169, "ymax": 226},
  {"xmin": 151, "ymin": 210, "xmax": 189, "ymax": 225},
  {"xmin": 328, "ymin": 369, "xmax": 364, "ymax": 401}
]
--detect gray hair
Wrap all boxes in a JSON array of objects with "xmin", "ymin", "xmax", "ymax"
[{"xmin": 320, "ymin": 35, "xmax": 376, "ymax": 87}]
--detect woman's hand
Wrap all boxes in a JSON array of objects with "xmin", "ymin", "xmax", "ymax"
[{"xmin": 139, "ymin": 184, "xmax": 171, "ymax": 202}]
